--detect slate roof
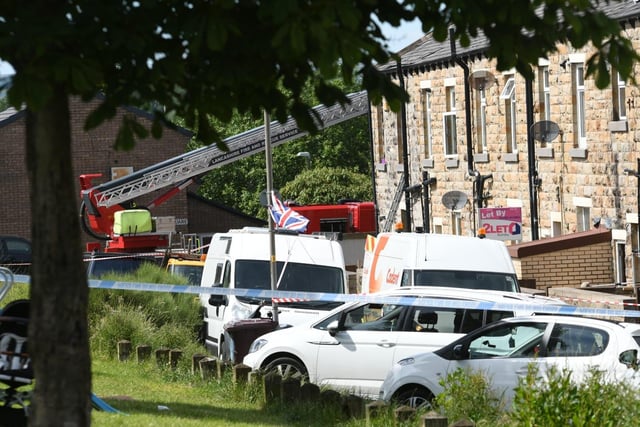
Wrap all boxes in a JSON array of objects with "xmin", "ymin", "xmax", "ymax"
[{"xmin": 378, "ymin": 0, "xmax": 640, "ymax": 76}]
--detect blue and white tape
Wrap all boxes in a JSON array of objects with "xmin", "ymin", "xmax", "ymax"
[{"xmin": 13, "ymin": 274, "xmax": 640, "ymax": 319}]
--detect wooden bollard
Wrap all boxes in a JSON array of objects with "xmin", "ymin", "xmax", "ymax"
[
  {"xmin": 169, "ymin": 349, "xmax": 183, "ymax": 369},
  {"xmin": 263, "ymin": 372, "xmax": 282, "ymax": 406},
  {"xmin": 192, "ymin": 353, "xmax": 206, "ymax": 374},
  {"xmin": 280, "ymin": 377, "xmax": 301, "ymax": 403},
  {"xmin": 136, "ymin": 344, "xmax": 151, "ymax": 362},
  {"xmin": 421, "ymin": 411, "xmax": 448, "ymax": 427},
  {"xmin": 233, "ymin": 364, "xmax": 252, "ymax": 384},
  {"xmin": 394, "ymin": 405, "xmax": 416, "ymax": 423},
  {"xmin": 155, "ymin": 347, "xmax": 170, "ymax": 367},
  {"xmin": 343, "ymin": 394, "xmax": 365, "ymax": 419},
  {"xmin": 117, "ymin": 340, "xmax": 131, "ymax": 361},
  {"xmin": 199, "ymin": 357, "xmax": 218, "ymax": 381},
  {"xmin": 248, "ymin": 370, "xmax": 262, "ymax": 386},
  {"xmin": 366, "ymin": 400, "xmax": 388, "ymax": 425},
  {"xmin": 300, "ymin": 382, "xmax": 320, "ymax": 402},
  {"xmin": 320, "ymin": 389, "xmax": 341, "ymax": 409}
]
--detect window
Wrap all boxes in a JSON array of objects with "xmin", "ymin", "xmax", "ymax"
[
  {"xmin": 576, "ymin": 206, "xmax": 591, "ymax": 232},
  {"xmin": 538, "ymin": 65, "xmax": 551, "ymax": 143},
  {"xmin": 421, "ymin": 87, "xmax": 433, "ymax": 158},
  {"xmin": 444, "ymin": 84, "xmax": 457, "ymax": 156},
  {"xmin": 451, "ymin": 211, "xmax": 462, "ymax": 235},
  {"xmin": 612, "ymin": 69, "xmax": 627, "ymax": 121},
  {"xmin": 343, "ymin": 303, "xmax": 403, "ymax": 331},
  {"xmin": 468, "ymin": 322, "xmax": 547, "ymax": 359},
  {"xmin": 547, "ymin": 324, "xmax": 607, "ymax": 357},
  {"xmin": 500, "ymin": 76, "xmax": 517, "ymax": 153},
  {"xmin": 474, "ymin": 83, "xmax": 487, "ymax": 153},
  {"xmin": 572, "ymin": 62, "xmax": 587, "ymax": 148}
]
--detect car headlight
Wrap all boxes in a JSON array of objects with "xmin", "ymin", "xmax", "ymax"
[
  {"xmin": 248, "ymin": 338, "xmax": 268, "ymax": 354},
  {"xmin": 397, "ymin": 357, "xmax": 415, "ymax": 366}
]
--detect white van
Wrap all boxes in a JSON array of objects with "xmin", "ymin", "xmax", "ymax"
[
  {"xmin": 361, "ymin": 232, "xmax": 519, "ymax": 294},
  {"xmin": 200, "ymin": 227, "xmax": 348, "ymax": 360}
]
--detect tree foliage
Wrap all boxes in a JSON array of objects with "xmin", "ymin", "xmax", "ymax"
[
  {"xmin": 280, "ymin": 167, "xmax": 373, "ymax": 206},
  {"xmin": 0, "ymin": 1, "xmax": 637, "ymax": 425}
]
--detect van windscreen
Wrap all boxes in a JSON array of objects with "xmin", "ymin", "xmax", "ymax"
[
  {"xmin": 407, "ymin": 270, "xmax": 519, "ymax": 293},
  {"xmin": 235, "ymin": 260, "xmax": 344, "ymax": 294}
]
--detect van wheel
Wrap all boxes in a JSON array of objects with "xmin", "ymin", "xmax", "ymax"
[
  {"xmin": 264, "ymin": 357, "xmax": 308, "ymax": 380},
  {"xmin": 394, "ymin": 386, "xmax": 434, "ymax": 409}
]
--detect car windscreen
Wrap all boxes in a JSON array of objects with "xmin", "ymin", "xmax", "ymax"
[
  {"xmin": 171, "ymin": 265, "xmax": 203, "ymax": 286},
  {"xmin": 234, "ymin": 260, "xmax": 344, "ymax": 306},
  {"xmin": 405, "ymin": 269, "xmax": 519, "ymax": 293}
]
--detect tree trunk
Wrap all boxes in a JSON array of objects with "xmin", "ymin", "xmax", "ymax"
[{"xmin": 25, "ymin": 87, "xmax": 91, "ymax": 426}]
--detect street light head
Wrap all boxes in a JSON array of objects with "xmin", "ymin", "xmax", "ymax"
[{"xmin": 296, "ymin": 151, "xmax": 311, "ymax": 159}]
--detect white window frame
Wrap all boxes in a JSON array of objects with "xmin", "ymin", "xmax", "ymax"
[
  {"xmin": 450, "ymin": 211, "xmax": 462, "ymax": 235},
  {"xmin": 538, "ymin": 61, "xmax": 551, "ymax": 122},
  {"xmin": 571, "ymin": 57, "xmax": 587, "ymax": 148},
  {"xmin": 443, "ymin": 81, "xmax": 457, "ymax": 156},
  {"xmin": 500, "ymin": 76, "xmax": 517, "ymax": 153},
  {"xmin": 574, "ymin": 196, "xmax": 592, "ymax": 232},
  {"xmin": 612, "ymin": 69, "xmax": 627, "ymax": 121},
  {"xmin": 420, "ymin": 81, "xmax": 433, "ymax": 158},
  {"xmin": 474, "ymin": 84, "xmax": 487, "ymax": 153}
]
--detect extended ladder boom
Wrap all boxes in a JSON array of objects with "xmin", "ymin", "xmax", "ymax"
[{"xmin": 83, "ymin": 91, "xmax": 369, "ymax": 208}]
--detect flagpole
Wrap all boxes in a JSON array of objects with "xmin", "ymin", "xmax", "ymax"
[{"xmin": 264, "ymin": 109, "xmax": 279, "ymax": 325}]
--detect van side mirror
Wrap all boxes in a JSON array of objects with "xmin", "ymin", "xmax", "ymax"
[{"xmin": 208, "ymin": 283, "xmax": 227, "ymax": 307}]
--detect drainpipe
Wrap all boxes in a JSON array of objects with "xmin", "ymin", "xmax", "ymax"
[
  {"xmin": 449, "ymin": 28, "xmax": 476, "ymax": 233},
  {"xmin": 525, "ymin": 76, "xmax": 539, "ymax": 240},
  {"xmin": 366, "ymin": 100, "xmax": 380, "ymax": 234},
  {"xmin": 397, "ymin": 60, "xmax": 412, "ymax": 232}
]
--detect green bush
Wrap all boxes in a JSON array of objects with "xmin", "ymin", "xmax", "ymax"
[
  {"xmin": 89, "ymin": 263, "xmax": 205, "ymax": 358},
  {"xmin": 509, "ymin": 364, "xmax": 640, "ymax": 427},
  {"xmin": 435, "ymin": 368, "xmax": 505, "ymax": 426}
]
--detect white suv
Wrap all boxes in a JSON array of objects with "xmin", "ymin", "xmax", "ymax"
[{"xmin": 242, "ymin": 286, "xmax": 565, "ymax": 399}]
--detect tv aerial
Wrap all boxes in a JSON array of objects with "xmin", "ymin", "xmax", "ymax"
[
  {"xmin": 531, "ymin": 120, "xmax": 560, "ymax": 143},
  {"xmin": 442, "ymin": 190, "xmax": 468, "ymax": 210},
  {"xmin": 469, "ymin": 70, "xmax": 496, "ymax": 91}
]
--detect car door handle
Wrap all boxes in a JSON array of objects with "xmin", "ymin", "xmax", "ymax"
[{"xmin": 377, "ymin": 341, "xmax": 395, "ymax": 348}]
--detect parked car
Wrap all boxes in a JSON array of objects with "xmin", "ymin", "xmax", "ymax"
[
  {"xmin": 379, "ymin": 315, "xmax": 640, "ymax": 408},
  {"xmin": 0, "ymin": 236, "xmax": 32, "ymax": 275},
  {"xmin": 242, "ymin": 286, "xmax": 566, "ymax": 399}
]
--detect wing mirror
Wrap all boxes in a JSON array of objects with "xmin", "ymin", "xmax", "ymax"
[
  {"xmin": 619, "ymin": 349, "xmax": 639, "ymax": 370},
  {"xmin": 452, "ymin": 344, "xmax": 468, "ymax": 360},
  {"xmin": 327, "ymin": 320, "xmax": 340, "ymax": 337}
]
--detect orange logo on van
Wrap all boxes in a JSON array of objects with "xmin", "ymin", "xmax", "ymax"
[{"xmin": 386, "ymin": 268, "xmax": 400, "ymax": 285}]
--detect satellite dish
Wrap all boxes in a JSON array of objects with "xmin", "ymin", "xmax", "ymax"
[
  {"xmin": 531, "ymin": 120, "xmax": 560, "ymax": 143},
  {"xmin": 469, "ymin": 70, "xmax": 495, "ymax": 91},
  {"xmin": 442, "ymin": 190, "xmax": 468, "ymax": 210}
]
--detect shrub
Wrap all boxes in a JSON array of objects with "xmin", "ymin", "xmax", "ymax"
[
  {"xmin": 509, "ymin": 364, "xmax": 640, "ymax": 427},
  {"xmin": 89, "ymin": 263, "xmax": 205, "ymax": 357},
  {"xmin": 435, "ymin": 367, "xmax": 505, "ymax": 426}
]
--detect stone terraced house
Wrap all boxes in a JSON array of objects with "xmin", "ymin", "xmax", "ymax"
[{"xmin": 372, "ymin": 1, "xmax": 640, "ymax": 287}]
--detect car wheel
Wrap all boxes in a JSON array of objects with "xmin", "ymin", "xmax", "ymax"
[
  {"xmin": 264, "ymin": 357, "xmax": 308, "ymax": 380},
  {"xmin": 394, "ymin": 386, "xmax": 435, "ymax": 409}
]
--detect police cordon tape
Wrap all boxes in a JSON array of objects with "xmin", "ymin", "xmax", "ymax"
[{"xmin": 12, "ymin": 274, "xmax": 640, "ymax": 319}]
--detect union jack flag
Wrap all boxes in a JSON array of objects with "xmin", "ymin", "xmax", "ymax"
[{"xmin": 269, "ymin": 193, "xmax": 309, "ymax": 232}]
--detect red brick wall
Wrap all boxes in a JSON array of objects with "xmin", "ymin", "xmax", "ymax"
[{"xmin": 0, "ymin": 97, "xmax": 262, "ymax": 249}]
